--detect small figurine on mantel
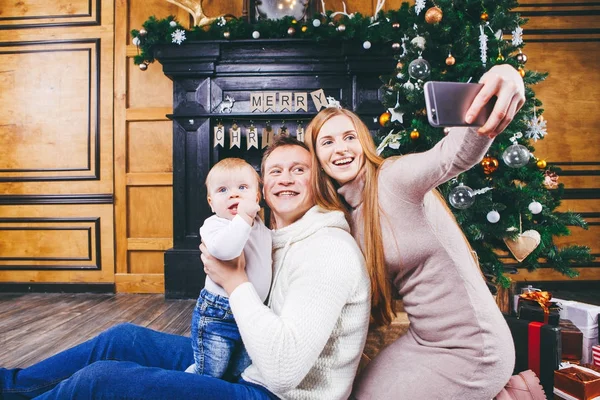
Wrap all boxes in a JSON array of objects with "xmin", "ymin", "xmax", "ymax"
[{"xmin": 218, "ymin": 95, "xmax": 235, "ymax": 113}]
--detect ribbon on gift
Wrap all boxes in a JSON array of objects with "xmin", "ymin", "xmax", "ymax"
[
  {"xmin": 528, "ymin": 321, "xmax": 543, "ymax": 378},
  {"xmin": 520, "ymin": 291, "xmax": 553, "ymax": 324}
]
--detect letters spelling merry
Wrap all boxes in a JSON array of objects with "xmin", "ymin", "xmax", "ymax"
[{"xmin": 250, "ymin": 92, "xmax": 308, "ymax": 112}]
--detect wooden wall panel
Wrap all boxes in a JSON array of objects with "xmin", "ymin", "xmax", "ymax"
[
  {"xmin": 0, "ymin": 0, "xmax": 114, "ymax": 289},
  {"xmin": 0, "ymin": 204, "xmax": 114, "ymax": 283},
  {"xmin": 0, "ymin": 0, "xmax": 100, "ymax": 28},
  {"xmin": 0, "ymin": 41, "xmax": 98, "ymax": 179},
  {"xmin": 127, "ymin": 121, "xmax": 173, "ymax": 173},
  {"xmin": 127, "ymin": 187, "xmax": 172, "ymax": 238},
  {"xmin": 509, "ymin": 1, "xmax": 600, "ymax": 282}
]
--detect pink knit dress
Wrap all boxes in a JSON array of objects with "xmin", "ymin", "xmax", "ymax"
[{"xmin": 342, "ymin": 127, "xmax": 515, "ymax": 399}]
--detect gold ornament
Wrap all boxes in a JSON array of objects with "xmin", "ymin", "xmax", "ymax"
[
  {"xmin": 287, "ymin": 27, "xmax": 296, "ymax": 36},
  {"xmin": 379, "ymin": 111, "xmax": 391, "ymax": 127},
  {"xmin": 392, "ymin": 22, "xmax": 400, "ymax": 29},
  {"xmin": 445, "ymin": 55, "xmax": 455, "ymax": 66},
  {"xmin": 392, "ymin": 42, "xmax": 401, "ymax": 51},
  {"xmin": 396, "ymin": 62, "xmax": 404, "ymax": 70},
  {"xmin": 480, "ymin": 11, "xmax": 489, "ymax": 22},
  {"xmin": 336, "ymin": 24, "xmax": 346, "ymax": 32},
  {"xmin": 410, "ymin": 129, "xmax": 420, "ymax": 140},
  {"xmin": 518, "ymin": 67, "xmax": 525, "ymax": 78},
  {"xmin": 481, "ymin": 156, "xmax": 499, "ymax": 175},
  {"xmin": 139, "ymin": 62, "xmax": 148, "ymax": 71},
  {"xmin": 425, "ymin": 6, "xmax": 443, "ymax": 24},
  {"xmin": 416, "ymin": 108, "xmax": 427, "ymax": 116},
  {"xmin": 292, "ymin": 19, "xmax": 298, "ymax": 24},
  {"xmin": 165, "ymin": 0, "xmax": 221, "ymax": 27},
  {"xmin": 138, "ymin": 28, "xmax": 148, "ymax": 36},
  {"xmin": 223, "ymin": 31, "xmax": 231, "ymax": 39},
  {"xmin": 536, "ymin": 159, "xmax": 547, "ymax": 169},
  {"xmin": 301, "ymin": 25, "xmax": 308, "ymax": 32},
  {"xmin": 497, "ymin": 49, "xmax": 505, "ymax": 61},
  {"xmin": 513, "ymin": 179, "xmax": 527, "ymax": 189}
]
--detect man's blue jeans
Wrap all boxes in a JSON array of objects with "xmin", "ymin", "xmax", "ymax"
[
  {"xmin": 0, "ymin": 323, "xmax": 278, "ymax": 399},
  {"xmin": 190, "ymin": 288, "xmax": 251, "ymax": 379}
]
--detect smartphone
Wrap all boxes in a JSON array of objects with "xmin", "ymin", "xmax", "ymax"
[{"xmin": 423, "ymin": 81, "xmax": 495, "ymax": 127}]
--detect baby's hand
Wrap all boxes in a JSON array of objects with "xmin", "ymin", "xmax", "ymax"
[{"xmin": 237, "ymin": 199, "xmax": 260, "ymax": 222}]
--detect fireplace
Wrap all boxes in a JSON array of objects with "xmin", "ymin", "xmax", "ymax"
[{"xmin": 155, "ymin": 39, "xmax": 394, "ymax": 298}]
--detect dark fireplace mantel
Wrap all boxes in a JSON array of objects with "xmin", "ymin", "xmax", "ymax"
[{"xmin": 156, "ymin": 39, "xmax": 395, "ymax": 298}]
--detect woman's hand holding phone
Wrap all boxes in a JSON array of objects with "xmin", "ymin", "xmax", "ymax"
[{"xmin": 466, "ymin": 64, "xmax": 526, "ymax": 138}]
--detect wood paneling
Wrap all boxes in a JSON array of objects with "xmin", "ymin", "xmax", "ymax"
[
  {"xmin": 0, "ymin": 0, "xmax": 114, "ymax": 286},
  {"xmin": 0, "ymin": 0, "xmax": 100, "ymax": 29},
  {"xmin": 0, "ymin": 40, "xmax": 98, "ymax": 179},
  {"xmin": 0, "ymin": 204, "xmax": 113, "ymax": 282},
  {"xmin": 127, "ymin": 121, "xmax": 173, "ymax": 173}
]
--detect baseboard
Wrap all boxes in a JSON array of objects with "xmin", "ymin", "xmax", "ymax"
[{"xmin": 0, "ymin": 283, "xmax": 115, "ymax": 293}]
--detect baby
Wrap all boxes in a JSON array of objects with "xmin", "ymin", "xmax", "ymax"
[{"xmin": 186, "ymin": 158, "xmax": 272, "ymax": 380}]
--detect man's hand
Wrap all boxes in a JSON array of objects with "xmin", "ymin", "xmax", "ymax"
[
  {"xmin": 200, "ymin": 243, "xmax": 249, "ymax": 295},
  {"xmin": 465, "ymin": 64, "xmax": 526, "ymax": 138}
]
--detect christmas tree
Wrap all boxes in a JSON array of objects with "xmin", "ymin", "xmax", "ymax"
[
  {"xmin": 373, "ymin": 0, "xmax": 592, "ymax": 287},
  {"xmin": 131, "ymin": 0, "xmax": 592, "ymax": 288}
]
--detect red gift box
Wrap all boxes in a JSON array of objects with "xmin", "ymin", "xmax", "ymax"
[{"xmin": 593, "ymin": 345, "xmax": 600, "ymax": 368}]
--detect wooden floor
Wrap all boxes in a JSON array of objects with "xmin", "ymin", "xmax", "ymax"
[{"xmin": 0, "ymin": 293, "xmax": 195, "ymax": 368}]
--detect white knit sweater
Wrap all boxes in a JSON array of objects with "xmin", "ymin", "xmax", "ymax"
[{"xmin": 229, "ymin": 206, "xmax": 371, "ymax": 400}]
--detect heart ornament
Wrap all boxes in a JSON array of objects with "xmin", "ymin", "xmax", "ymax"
[{"xmin": 503, "ymin": 230, "xmax": 541, "ymax": 262}]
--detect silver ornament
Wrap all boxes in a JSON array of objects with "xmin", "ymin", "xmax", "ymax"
[
  {"xmin": 363, "ymin": 41, "xmax": 372, "ymax": 50},
  {"xmin": 408, "ymin": 57, "xmax": 431, "ymax": 80},
  {"xmin": 502, "ymin": 143, "xmax": 530, "ymax": 168},
  {"xmin": 312, "ymin": 19, "xmax": 321, "ymax": 27},
  {"xmin": 449, "ymin": 183, "xmax": 475, "ymax": 209},
  {"xmin": 252, "ymin": 31, "xmax": 260, "ymax": 39}
]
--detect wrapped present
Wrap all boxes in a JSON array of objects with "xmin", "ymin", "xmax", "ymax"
[
  {"xmin": 517, "ymin": 290, "xmax": 560, "ymax": 325},
  {"xmin": 554, "ymin": 364, "xmax": 600, "ymax": 400},
  {"xmin": 504, "ymin": 315, "xmax": 561, "ymax": 397},
  {"xmin": 518, "ymin": 297, "xmax": 560, "ymax": 326},
  {"xmin": 561, "ymin": 319, "xmax": 584, "ymax": 361},
  {"xmin": 554, "ymin": 298, "xmax": 600, "ymax": 364},
  {"xmin": 593, "ymin": 345, "xmax": 600, "ymax": 368}
]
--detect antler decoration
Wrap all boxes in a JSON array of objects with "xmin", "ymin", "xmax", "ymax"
[{"xmin": 165, "ymin": 0, "xmax": 221, "ymax": 27}]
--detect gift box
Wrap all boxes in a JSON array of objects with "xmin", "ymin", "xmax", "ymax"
[
  {"xmin": 593, "ymin": 345, "xmax": 600, "ymax": 368},
  {"xmin": 504, "ymin": 315, "xmax": 561, "ymax": 397},
  {"xmin": 554, "ymin": 298, "xmax": 600, "ymax": 364},
  {"xmin": 554, "ymin": 364, "xmax": 600, "ymax": 400},
  {"xmin": 518, "ymin": 297, "xmax": 560, "ymax": 325},
  {"xmin": 561, "ymin": 319, "xmax": 584, "ymax": 361}
]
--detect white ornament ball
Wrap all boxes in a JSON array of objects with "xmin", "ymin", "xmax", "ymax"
[
  {"xmin": 502, "ymin": 143, "xmax": 531, "ymax": 168},
  {"xmin": 312, "ymin": 19, "xmax": 321, "ymax": 27},
  {"xmin": 411, "ymin": 36, "xmax": 426, "ymax": 50},
  {"xmin": 363, "ymin": 40, "xmax": 372, "ymax": 50},
  {"xmin": 403, "ymin": 81, "xmax": 415, "ymax": 91},
  {"xmin": 528, "ymin": 201, "xmax": 543, "ymax": 214},
  {"xmin": 132, "ymin": 37, "xmax": 141, "ymax": 46},
  {"xmin": 169, "ymin": 21, "xmax": 177, "ymax": 28},
  {"xmin": 252, "ymin": 30, "xmax": 260, "ymax": 39},
  {"xmin": 487, "ymin": 210, "xmax": 501, "ymax": 223},
  {"xmin": 448, "ymin": 183, "xmax": 476, "ymax": 209}
]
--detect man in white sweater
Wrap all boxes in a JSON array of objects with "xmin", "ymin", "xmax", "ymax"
[
  {"xmin": 0, "ymin": 136, "xmax": 370, "ymax": 400},
  {"xmin": 202, "ymin": 135, "xmax": 371, "ymax": 399}
]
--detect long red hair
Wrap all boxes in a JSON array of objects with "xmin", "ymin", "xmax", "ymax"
[{"xmin": 305, "ymin": 108, "xmax": 394, "ymax": 326}]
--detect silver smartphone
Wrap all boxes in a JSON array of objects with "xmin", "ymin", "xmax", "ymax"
[{"xmin": 423, "ymin": 81, "xmax": 495, "ymax": 127}]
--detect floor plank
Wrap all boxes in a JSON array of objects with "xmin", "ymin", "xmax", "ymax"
[{"xmin": 0, "ymin": 293, "xmax": 195, "ymax": 368}]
